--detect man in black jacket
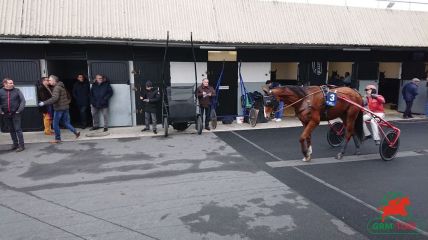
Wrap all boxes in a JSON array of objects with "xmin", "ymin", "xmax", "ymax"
[
  {"xmin": 90, "ymin": 74, "xmax": 113, "ymax": 132},
  {"xmin": 72, "ymin": 74, "xmax": 90, "ymax": 129},
  {"xmin": 0, "ymin": 78, "xmax": 26, "ymax": 152},
  {"xmin": 140, "ymin": 81, "xmax": 160, "ymax": 134}
]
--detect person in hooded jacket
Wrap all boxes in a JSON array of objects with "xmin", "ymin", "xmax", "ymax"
[
  {"xmin": 0, "ymin": 78, "xmax": 26, "ymax": 152},
  {"xmin": 140, "ymin": 81, "xmax": 160, "ymax": 134},
  {"xmin": 90, "ymin": 74, "xmax": 113, "ymax": 132},
  {"xmin": 37, "ymin": 77, "xmax": 54, "ymax": 135},
  {"xmin": 72, "ymin": 74, "xmax": 90, "ymax": 129},
  {"xmin": 38, "ymin": 75, "xmax": 80, "ymax": 144}
]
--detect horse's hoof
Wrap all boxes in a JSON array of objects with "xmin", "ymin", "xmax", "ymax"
[
  {"xmin": 302, "ymin": 155, "xmax": 312, "ymax": 162},
  {"xmin": 335, "ymin": 153, "xmax": 343, "ymax": 160}
]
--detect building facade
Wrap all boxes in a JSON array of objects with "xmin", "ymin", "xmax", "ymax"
[{"xmin": 1, "ymin": 0, "xmax": 428, "ymax": 131}]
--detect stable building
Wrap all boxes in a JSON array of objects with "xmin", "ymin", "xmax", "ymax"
[{"xmin": 1, "ymin": 0, "xmax": 428, "ymax": 131}]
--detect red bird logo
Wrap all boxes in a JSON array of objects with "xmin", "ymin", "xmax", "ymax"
[{"xmin": 378, "ymin": 196, "xmax": 410, "ymax": 222}]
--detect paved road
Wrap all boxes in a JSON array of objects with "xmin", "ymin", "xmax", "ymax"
[
  {"xmin": 0, "ymin": 120, "xmax": 427, "ymax": 239},
  {"xmin": 216, "ymin": 120, "xmax": 428, "ymax": 240}
]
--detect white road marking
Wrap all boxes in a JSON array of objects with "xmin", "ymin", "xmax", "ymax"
[
  {"xmin": 231, "ymin": 131, "xmax": 428, "ymax": 237},
  {"xmin": 267, "ymin": 151, "xmax": 423, "ymax": 168}
]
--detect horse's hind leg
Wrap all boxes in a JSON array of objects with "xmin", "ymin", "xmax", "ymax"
[
  {"xmin": 336, "ymin": 112, "xmax": 359, "ymax": 159},
  {"xmin": 336, "ymin": 139, "xmax": 350, "ymax": 160},
  {"xmin": 353, "ymin": 135, "xmax": 361, "ymax": 155}
]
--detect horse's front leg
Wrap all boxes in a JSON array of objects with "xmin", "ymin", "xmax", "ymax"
[{"xmin": 300, "ymin": 121, "xmax": 318, "ymax": 162}]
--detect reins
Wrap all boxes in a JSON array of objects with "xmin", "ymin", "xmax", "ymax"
[{"xmin": 270, "ymin": 89, "xmax": 323, "ymax": 114}]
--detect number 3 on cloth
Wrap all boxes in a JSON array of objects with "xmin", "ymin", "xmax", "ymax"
[{"xmin": 326, "ymin": 92, "xmax": 337, "ymax": 107}]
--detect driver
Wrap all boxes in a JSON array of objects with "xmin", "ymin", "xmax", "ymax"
[{"xmin": 363, "ymin": 84, "xmax": 385, "ymax": 145}]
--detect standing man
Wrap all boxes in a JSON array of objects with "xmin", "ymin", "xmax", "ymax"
[
  {"xmin": 140, "ymin": 81, "xmax": 160, "ymax": 134},
  {"xmin": 38, "ymin": 75, "xmax": 80, "ymax": 144},
  {"xmin": 0, "ymin": 78, "xmax": 26, "ymax": 152},
  {"xmin": 401, "ymin": 78, "xmax": 420, "ymax": 119},
  {"xmin": 196, "ymin": 78, "xmax": 216, "ymax": 131},
  {"xmin": 37, "ymin": 77, "xmax": 53, "ymax": 135},
  {"xmin": 90, "ymin": 74, "xmax": 113, "ymax": 132},
  {"xmin": 72, "ymin": 74, "xmax": 90, "ymax": 129},
  {"xmin": 343, "ymin": 72, "xmax": 352, "ymax": 87},
  {"xmin": 362, "ymin": 85, "xmax": 385, "ymax": 145}
]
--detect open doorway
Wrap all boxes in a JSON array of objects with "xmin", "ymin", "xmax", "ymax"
[
  {"xmin": 328, "ymin": 62, "xmax": 353, "ymax": 86},
  {"xmin": 46, "ymin": 60, "xmax": 89, "ymax": 125}
]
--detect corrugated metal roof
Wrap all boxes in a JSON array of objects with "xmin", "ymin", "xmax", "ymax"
[{"xmin": 1, "ymin": 0, "xmax": 428, "ymax": 47}]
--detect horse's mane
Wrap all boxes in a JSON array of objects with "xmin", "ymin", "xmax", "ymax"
[{"xmin": 282, "ymin": 85, "xmax": 307, "ymax": 98}]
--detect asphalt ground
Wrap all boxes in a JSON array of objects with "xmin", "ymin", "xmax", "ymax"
[
  {"xmin": 216, "ymin": 120, "xmax": 428, "ymax": 240},
  {"xmin": 0, "ymin": 119, "xmax": 427, "ymax": 239}
]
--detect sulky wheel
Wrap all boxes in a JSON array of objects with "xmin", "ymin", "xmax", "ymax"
[
  {"xmin": 163, "ymin": 116, "xmax": 169, "ymax": 137},
  {"xmin": 380, "ymin": 130, "xmax": 400, "ymax": 161},
  {"xmin": 248, "ymin": 108, "xmax": 258, "ymax": 127},
  {"xmin": 327, "ymin": 122, "xmax": 345, "ymax": 147},
  {"xmin": 210, "ymin": 109, "xmax": 217, "ymax": 129},
  {"xmin": 196, "ymin": 114, "xmax": 203, "ymax": 135}
]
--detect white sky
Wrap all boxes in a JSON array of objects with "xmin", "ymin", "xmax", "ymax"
[{"xmin": 270, "ymin": 0, "xmax": 428, "ymax": 11}]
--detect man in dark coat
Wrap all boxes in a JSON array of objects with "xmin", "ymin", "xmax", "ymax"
[
  {"xmin": 72, "ymin": 74, "xmax": 90, "ymax": 129},
  {"xmin": 90, "ymin": 74, "xmax": 113, "ymax": 132},
  {"xmin": 140, "ymin": 81, "xmax": 160, "ymax": 134},
  {"xmin": 37, "ymin": 77, "xmax": 53, "ymax": 135},
  {"xmin": 0, "ymin": 78, "xmax": 26, "ymax": 152},
  {"xmin": 196, "ymin": 78, "xmax": 216, "ymax": 130},
  {"xmin": 401, "ymin": 78, "xmax": 420, "ymax": 118}
]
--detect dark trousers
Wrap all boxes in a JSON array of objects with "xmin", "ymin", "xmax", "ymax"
[
  {"xmin": 404, "ymin": 101, "xmax": 414, "ymax": 117},
  {"xmin": 77, "ymin": 105, "xmax": 88, "ymax": 127},
  {"xmin": 145, "ymin": 112, "xmax": 157, "ymax": 130},
  {"xmin": 3, "ymin": 114, "xmax": 24, "ymax": 147},
  {"xmin": 200, "ymin": 106, "xmax": 211, "ymax": 128}
]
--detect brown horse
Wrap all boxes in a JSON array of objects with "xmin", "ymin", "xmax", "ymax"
[{"xmin": 262, "ymin": 85, "xmax": 364, "ymax": 161}]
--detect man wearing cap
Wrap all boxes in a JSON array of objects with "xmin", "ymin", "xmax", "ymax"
[
  {"xmin": 140, "ymin": 81, "xmax": 160, "ymax": 134},
  {"xmin": 401, "ymin": 78, "xmax": 420, "ymax": 119},
  {"xmin": 363, "ymin": 84, "xmax": 385, "ymax": 145}
]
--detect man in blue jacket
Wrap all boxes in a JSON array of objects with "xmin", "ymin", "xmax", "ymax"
[
  {"xmin": 0, "ymin": 78, "xmax": 26, "ymax": 152},
  {"xmin": 401, "ymin": 78, "xmax": 420, "ymax": 119},
  {"xmin": 90, "ymin": 74, "xmax": 113, "ymax": 132}
]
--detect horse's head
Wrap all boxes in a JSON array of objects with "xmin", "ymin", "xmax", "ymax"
[{"xmin": 262, "ymin": 85, "xmax": 279, "ymax": 120}]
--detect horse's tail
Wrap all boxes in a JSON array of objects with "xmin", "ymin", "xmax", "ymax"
[{"xmin": 354, "ymin": 110, "xmax": 364, "ymax": 142}]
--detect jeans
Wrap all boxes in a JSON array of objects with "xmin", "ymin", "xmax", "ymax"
[
  {"xmin": 145, "ymin": 112, "xmax": 157, "ymax": 130},
  {"xmin": 3, "ymin": 113, "xmax": 24, "ymax": 147},
  {"xmin": 404, "ymin": 101, "xmax": 413, "ymax": 117},
  {"xmin": 275, "ymin": 101, "xmax": 284, "ymax": 119},
  {"xmin": 78, "ymin": 105, "xmax": 88, "ymax": 127},
  {"xmin": 200, "ymin": 106, "xmax": 211, "ymax": 128},
  {"xmin": 53, "ymin": 110, "xmax": 77, "ymax": 140},
  {"xmin": 91, "ymin": 106, "xmax": 109, "ymax": 128}
]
